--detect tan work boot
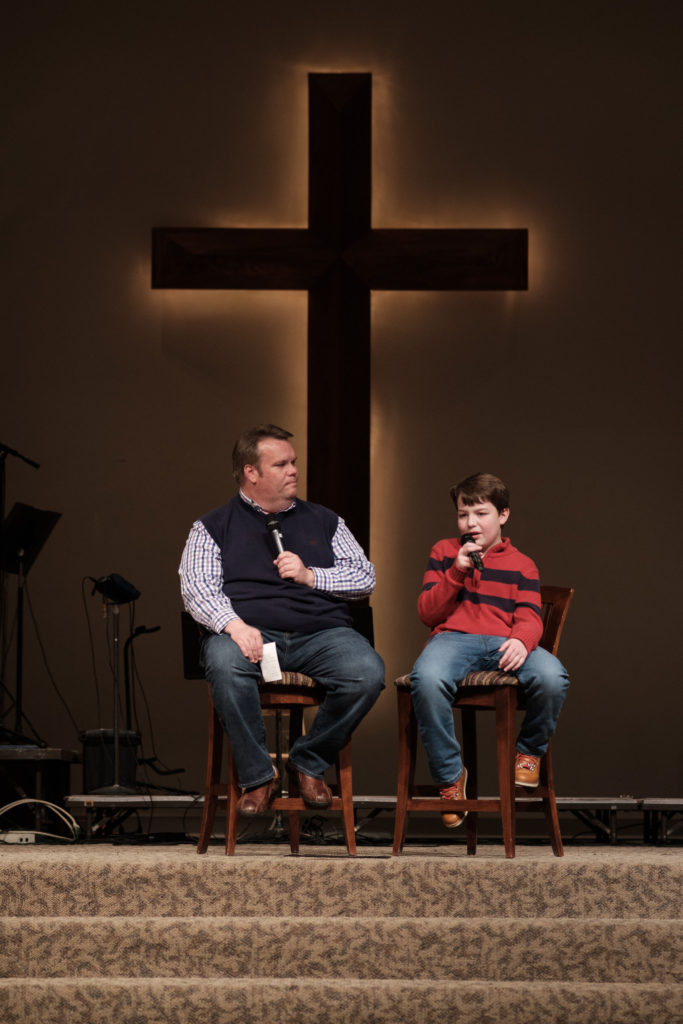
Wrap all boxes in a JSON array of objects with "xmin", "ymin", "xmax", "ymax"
[
  {"xmin": 439, "ymin": 768, "xmax": 468, "ymax": 829},
  {"xmin": 514, "ymin": 752, "xmax": 541, "ymax": 788}
]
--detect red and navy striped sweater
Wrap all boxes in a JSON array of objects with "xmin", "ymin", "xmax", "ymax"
[{"xmin": 417, "ymin": 536, "xmax": 543, "ymax": 653}]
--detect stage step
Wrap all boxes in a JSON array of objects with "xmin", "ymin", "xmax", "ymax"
[
  {"xmin": 1, "ymin": 978, "xmax": 679, "ymax": 1023},
  {"xmin": 3, "ymin": 848, "xmax": 681, "ymax": 918},
  {"xmin": 2, "ymin": 916, "xmax": 680, "ymax": 982},
  {"xmin": 1, "ymin": 846, "xmax": 681, "ymax": 1023}
]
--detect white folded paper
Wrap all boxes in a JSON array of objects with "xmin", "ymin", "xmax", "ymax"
[{"xmin": 259, "ymin": 641, "xmax": 282, "ymax": 682}]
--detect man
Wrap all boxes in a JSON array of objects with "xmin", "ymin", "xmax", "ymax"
[{"xmin": 179, "ymin": 424, "xmax": 384, "ymax": 814}]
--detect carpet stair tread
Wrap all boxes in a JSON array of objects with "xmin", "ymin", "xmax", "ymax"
[
  {"xmin": 3, "ymin": 915, "xmax": 681, "ymax": 982},
  {"xmin": 4, "ymin": 852, "xmax": 682, "ymax": 919},
  {"xmin": 1, "ymin": 977, "xmax": 680, "ymax": 1024}
]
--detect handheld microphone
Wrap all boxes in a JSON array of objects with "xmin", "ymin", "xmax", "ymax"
[
  {"xmin": 460, "ymin": 533, "xmax": 484, "ymax": 572},
  {"xmin": 266, "ymin": 514, "xmax": 285, "ymax": 555}
]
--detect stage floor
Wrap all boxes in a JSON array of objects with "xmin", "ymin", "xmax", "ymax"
[{"xmin": 2, "ymin": 842, "xmax": 682, "ymax": 864}]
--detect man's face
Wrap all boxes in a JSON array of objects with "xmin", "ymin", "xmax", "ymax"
[
  {"xmin": 457, "ymin": 497, "xmax": 509, "ymax": 554},
  {"xmin": 243, "ymin": 438, "xmax": 299, "ymax": 512}
]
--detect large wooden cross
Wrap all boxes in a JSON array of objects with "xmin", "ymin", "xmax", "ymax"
[{"xmin": 152, "ymin": 73, "xmax": 527, "ymax": 552}]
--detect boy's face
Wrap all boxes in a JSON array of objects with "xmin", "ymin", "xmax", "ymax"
[{"xmin": 457, "ymin": 498, "xmax": 510, "ymax": 554}]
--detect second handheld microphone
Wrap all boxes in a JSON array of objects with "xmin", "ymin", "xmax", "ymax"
[{"xmin": 460, "ymin": 533, "xmax": 484, "ymax": 572}]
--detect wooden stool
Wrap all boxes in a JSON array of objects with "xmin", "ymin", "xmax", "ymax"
[
  {"xmin": 392, "ymin": 585, "xmax": 573, "ymax": 858},
  {"xmin": 197, "ymin": 675, "xmax": 356, "ymax": 855}
]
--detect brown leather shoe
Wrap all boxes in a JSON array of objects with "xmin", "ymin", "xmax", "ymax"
[
  {"xmin": 439, "ymin": 768, "xmax": 467, "ymax": 829},
  {"xmin": 237, "ymin": 771, "xmax": 279, "ymax": 815},
  {"xmin": 288, "ymin": 765, "xmax": 333, "ymax": 809}
]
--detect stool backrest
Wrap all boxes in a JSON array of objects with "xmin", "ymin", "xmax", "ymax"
[
  {"xmin": 539, "ymin": 585, "xmax": 574, "ymax": 657},
  {"xmin": 181, "ymin": 611, "xmax": 206, "ymax": 680}
]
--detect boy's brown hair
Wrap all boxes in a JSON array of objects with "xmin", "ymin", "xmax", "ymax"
[{"xmin": 450, "ymin": 473, "xmax": 510, "ymax": 514}]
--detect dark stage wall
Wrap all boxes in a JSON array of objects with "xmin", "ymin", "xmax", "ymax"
[{"xmin": 2, "ymin": 1, "xmax": 681, "ymax": 800}]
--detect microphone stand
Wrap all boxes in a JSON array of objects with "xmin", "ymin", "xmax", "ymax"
[
  {"xmin": 0, "ymin": 549, "xmax": 34, "ymax": 746},
  {"xmin": 14, "ymin": 551, "xmax": 26, "ymax": 739},
  {"xmin": 90, "ymin": 601, "xmax": 138, "ymax": 795},
  {"xmin": 123, "ymin": 625, "xmax": 160, "ymax": 732}
]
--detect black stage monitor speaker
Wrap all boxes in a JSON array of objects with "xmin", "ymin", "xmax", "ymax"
[{"xmin": 80, "ymin": 729, "xmax": 140, "ymax": 793}]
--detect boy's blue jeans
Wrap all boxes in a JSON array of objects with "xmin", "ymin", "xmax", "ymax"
[
  {"xmin": 410, "ymin": 631, "xmax": 569, "ymax": 786},
  {"xmin": 202, "ymin": 627, "xmax": 385, "ymax": 790}
]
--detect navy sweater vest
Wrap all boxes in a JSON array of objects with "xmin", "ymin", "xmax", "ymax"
[{"xmin": 201, "ymin": 497, "xmax": 352, "ymax": 633}]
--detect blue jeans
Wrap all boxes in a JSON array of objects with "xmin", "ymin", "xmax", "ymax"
[
  {"xmin": 410, "ymin": 632, "xmax": 569, "ymax": 786},
  {"xmin": 202, "ymin": 627, "xmax": 385, "ymax": 790}
]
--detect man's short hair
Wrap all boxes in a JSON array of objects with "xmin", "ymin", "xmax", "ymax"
[
  {"xmin": 232, "ymin": 424, "xmax": 293, "ymax": 485},
  {"xmin": 450, "ymin": 473, "xmax": 510, "ymax": 513}
]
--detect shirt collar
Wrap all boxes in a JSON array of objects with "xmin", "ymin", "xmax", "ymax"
[{"xmin": 239, "ymin": 490, "xmax": 297, "ymax": 516}]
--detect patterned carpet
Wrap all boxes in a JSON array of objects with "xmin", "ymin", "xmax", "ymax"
[{"xmin": 1, "ymin": 844, "xmax": 681, "ymax": 1023}]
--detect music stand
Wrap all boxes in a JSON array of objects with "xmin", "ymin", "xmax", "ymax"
[
  {"xmin": 0, "ymin": 502, "xmax": 61, "ymax": 744},
  {"xmin": 0, "ymin": 443, "xmax": 40, "ymax": 656}
]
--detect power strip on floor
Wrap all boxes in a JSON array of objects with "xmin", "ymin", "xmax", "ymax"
[{"xmin": 0, "ymin": 831, "xmax": 36, "ymax": 844}]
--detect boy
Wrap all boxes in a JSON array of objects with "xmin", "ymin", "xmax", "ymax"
[{"xmin": 410, "ymin": 472, "xmax": 569, "ymax": 828}]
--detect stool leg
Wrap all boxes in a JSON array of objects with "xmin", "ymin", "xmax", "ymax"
[
  {"xmin": 287, "ymin": 812, "xmax": 301, "ymax": 854},
  {"xmin": 393, "ymin": 688, "xmax": 416, "ymax": 855},
  {"xmin": 540, "ymin": 743, "xmax": 564, "ymax": 857},
  {"xmin": 226, "ymin": 746, "xmax": 241, "ymax": 855},
  {"xmin": 286, "ymin": 768, "xmax": 301, "ymax": 855},
  {"xmin": 337, "ymin": 739, "xmax": 357, "ymax": 856},
  {"xmin": 286, "ymin": 706, "xmax": 305, "ymax": 854},
  {"xmin": 198, "ymin": 694, "xmax": 223, "ymax": 855},
  {"xmin": 496, "ymin": 688, "xmax": 517, "ymax": 859},
  {"xmin": 461, "ymin": 707, "xmax": 478, "ymax": 856}
]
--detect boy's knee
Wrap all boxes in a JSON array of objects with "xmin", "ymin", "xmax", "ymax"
[
  {"xmin": 516, "ymin": 647, "xmax": 567, "ymax": 703},
  {"xmin": 410, "ymin": 669, "xmax": 447, "ymax": 703},
  {"xmin": 410, "ymin": 650, "xmax": 436, "ymax": 693},
  {"xmin": 548, "ymin": 668, "xmax": 570, "ymax": 701},
  {"xmin": 527, "ymin": 658, "xmax": 569, "ymax": 702}
]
